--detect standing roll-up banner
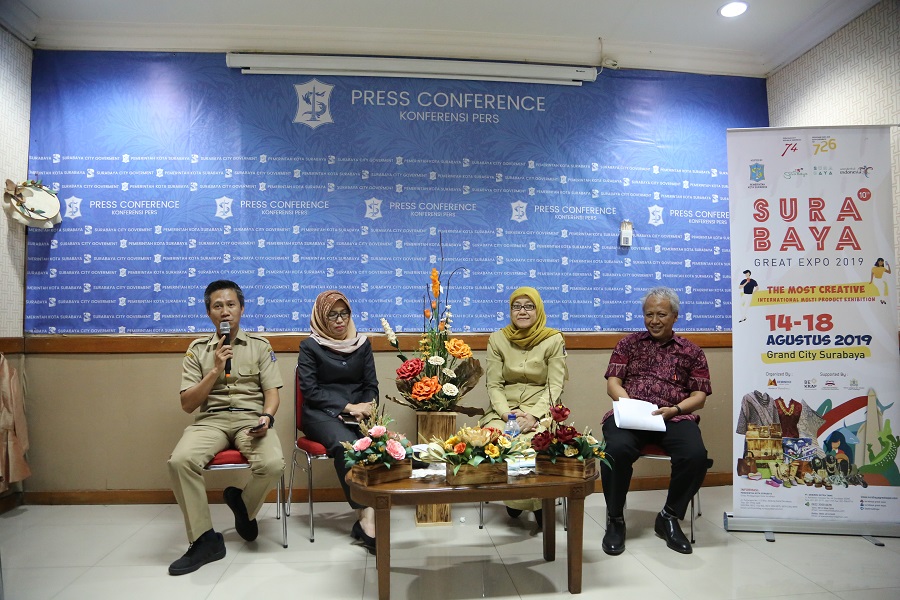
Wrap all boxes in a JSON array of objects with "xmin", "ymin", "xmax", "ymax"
[{"xmin": 726, "ymin": 126, "xmax": 900, "ymax": 537}]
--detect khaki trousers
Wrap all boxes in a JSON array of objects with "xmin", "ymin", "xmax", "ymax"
[{"xmin": 168, "ymin": 412, "xmax": 284, "ymax": 542}]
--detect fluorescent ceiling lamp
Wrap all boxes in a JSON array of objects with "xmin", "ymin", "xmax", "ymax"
[{"xmin": 226, "ymin": 53, "xmax": 597, "ymax": 86}]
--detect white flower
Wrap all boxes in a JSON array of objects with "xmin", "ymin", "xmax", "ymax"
[
  {"xmin": 442, "ymin": 383, "xmax": 459, "ymax": 396},
  {"xmin": 442, "ymin": 367, "xmax": 456, "ymax": 379},
  {"xmin": 427, "ymin": 355, "xmax": 445, "ymax": 366},
  {"xmin": 381, "ymin": 318, "xmax": 397, "ymax": 344}
]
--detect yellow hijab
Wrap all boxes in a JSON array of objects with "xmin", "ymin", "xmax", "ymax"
[{"xmin": 501, "ymin": 286, "xmax": 561, "ymax": 350}]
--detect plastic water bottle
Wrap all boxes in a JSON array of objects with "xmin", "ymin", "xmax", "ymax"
[{"xmin": 504, "ymin": 413, "xmax": 520, "ymax": 437}]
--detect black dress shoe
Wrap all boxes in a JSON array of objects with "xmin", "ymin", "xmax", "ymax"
[
  {"xmin": 602, "ymin": 515, "xmax": 626, "ymax": 555},
  {"xmin": 351, "ymin": 520, "xmax": 377, "ymax": 555},
  {"xmin": 506, "ymin": 506, "xmax": 524, "ymax": 518},
  {"xmin": 224, "ymin": 486, "xmax": 258, "ymax": 542},
  {"xmin": 654, "ymin": 513, "xmax": 692, "ymax": 554},
  {"xmin": 168, "ymin": 530, "xmax": 226, "ymax": 576}
]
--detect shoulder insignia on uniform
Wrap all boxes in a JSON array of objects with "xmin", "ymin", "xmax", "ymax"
[
  {"xmin": 187, "ymin": 336, "xmax": 209, "ymax": 350},
  {"xmin": 270, "ymin": 350, "xmax": 277, "ymax": 362}
]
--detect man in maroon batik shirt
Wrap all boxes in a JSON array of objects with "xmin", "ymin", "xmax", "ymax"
[{"xmin": 600, "ymin": 287, "xmax": 711, "ymax": 555}]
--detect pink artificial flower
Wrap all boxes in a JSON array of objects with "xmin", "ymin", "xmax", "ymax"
[
  {"xmin": 368, "ymin": 425, "xmax": 387, "ymax": 438},
  {"xmin": 352, "ymin": 437, "xmax": 373, "ymax": 451},
  {"xmin": 386, "ymin": 438, "xmax": 406, "ymax": 460}
]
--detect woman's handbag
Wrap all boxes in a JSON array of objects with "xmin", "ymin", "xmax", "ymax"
[{"xmin": 736, "ymin": 451, "xmax": 757, "ymax": 476}]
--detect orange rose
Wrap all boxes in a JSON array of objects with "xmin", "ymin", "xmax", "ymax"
[
  {"xmin": 411, "ymin": 376, "xmax": 441, "ymax": 401},
  {"xmin": 444, "ymin": 338, "xmax": 472, "ymax": 359},
  {"xmin": 453, "ymin": 442, "xmax": 467, "ymax": 454},
  {"xmin": 424, "ymin": 309, "xmax": 432, "ymax": 319},
  {"xmin": 438, "ymin": 320, "xmax": 446, "ymax": 331},
  {"xmin": 431, "ymin": 300, "xmax": 437, "ymax": 309}
]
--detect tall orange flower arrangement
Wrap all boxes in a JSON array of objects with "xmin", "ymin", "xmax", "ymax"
[{"xmin": 381, "ymin": 261, "xmax": 482, "ymax": 413}]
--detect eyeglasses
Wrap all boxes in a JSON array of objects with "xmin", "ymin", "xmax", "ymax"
[
  {"xmin": 511, "ymin": 303, "xmax": 536, "ymax": 312},
  {"xmin": 326, "ymin": 310, "xmax": 351, "ymax": 322}
]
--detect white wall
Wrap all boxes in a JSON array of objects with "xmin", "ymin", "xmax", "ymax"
[
  {"xmin": 0, "ymin": 26, "xmax": 31, "ymax": 337},
  {"xmin": 767, "ymin": 0, "xmax": 900, "ymax": 317}
]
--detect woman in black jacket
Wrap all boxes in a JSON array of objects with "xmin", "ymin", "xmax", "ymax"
[{"xmin": 298, "ymin": 290, "xmax": 378, "ymax": 553}]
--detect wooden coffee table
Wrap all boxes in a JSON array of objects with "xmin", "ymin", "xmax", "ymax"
[{"xmin": 349, "ymin": 471, "xmax": 599, "ymax": 600}]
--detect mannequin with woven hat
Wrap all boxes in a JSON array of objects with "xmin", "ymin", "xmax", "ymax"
[
  {"xmin": 479, "ymin": 286, "xmax": 567, "ymax": 526},
  {"xmin": 298, "ymin": 290, "xmax": 379, "ymax": 553}
]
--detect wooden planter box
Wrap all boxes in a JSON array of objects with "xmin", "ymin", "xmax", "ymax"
[
  {"xmin": 350, "ymin": 459, "xmax": 412, "ymax": 486},
  {"xmin": 535, "ymin": 455, "xmax": 597, "ymax": 479},
  {"xmin": 445, "ymin": 461, "xmax": 508, "ymax": 485}
]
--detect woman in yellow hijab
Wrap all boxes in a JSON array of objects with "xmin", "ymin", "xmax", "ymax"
[{"xmin": 480, "ymin": 286, "xmax": 567, "ymax": 523}]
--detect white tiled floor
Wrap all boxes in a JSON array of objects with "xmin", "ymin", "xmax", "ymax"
[{"xmin": 2, "ymin": 486, "xmax": 899, "ymax": 599}]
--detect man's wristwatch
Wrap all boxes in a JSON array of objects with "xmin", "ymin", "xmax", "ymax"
[
  {"xmin": 673, "ymin": 405, "xmax": 683, "ymax": 415},
  {"xmin": 261, "ymin": 413, "xmax": 275, "ymax": 428}
]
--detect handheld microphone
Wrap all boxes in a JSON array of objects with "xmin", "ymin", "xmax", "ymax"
[{"xmin": 219, "ymin": 321, "xmax": 232, "ymax": 377}]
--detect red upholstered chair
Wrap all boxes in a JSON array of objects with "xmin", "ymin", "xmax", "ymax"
[
  {"xmin": 286, "ymin": 366, "xmax": 330, "ymax": 542},
  {"xmin": 638, "ymin": 443, "xmax": 707, "ymax": 544},
  {"xmin": 204, "ymin": 448, "xmax": 287, "ymax": 547}
]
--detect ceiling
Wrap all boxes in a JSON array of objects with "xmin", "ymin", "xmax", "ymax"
[{"xmin": 0, "ymin": 0, "xmax": 881, "ymax": 77}]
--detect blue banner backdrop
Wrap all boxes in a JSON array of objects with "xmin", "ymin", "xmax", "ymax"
[{"xmin": 25, "ymin": 51, "xmax": 768, "ymax": 334}]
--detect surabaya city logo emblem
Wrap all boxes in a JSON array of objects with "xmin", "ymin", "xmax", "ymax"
[
  {"xmin": 364, "ymin": 197, "xmax": 382, "ymax": 220},
  {"xmin": 214, "ymin": 196, "xmax": 234, "ymax": 219},
  {"xmin": 750, "ymin": 162, "xmax": 765, "ymax": 182},
  {"xmin": 510, "ymin": 200, "xmax": 528, "ymax": 223},
  {"xmin": 64, "ymin": 196, "xmax": 82, "ymax": 219},
  {"xmin": 647, "ymin": 204, "xmax": 664, "ymax": 226},
  {"xmin": 294, "ymin": 79, "xmax": 334, "ymax": 129}
]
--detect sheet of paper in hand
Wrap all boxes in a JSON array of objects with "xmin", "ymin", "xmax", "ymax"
[{"xmin": 612, "ymin": 398, "xmax": 666, "ymax": 432}]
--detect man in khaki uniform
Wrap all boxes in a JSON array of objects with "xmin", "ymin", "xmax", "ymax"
[{"xmin": 167, "ymin": 280, "xmax": 284, "ymax": 575}]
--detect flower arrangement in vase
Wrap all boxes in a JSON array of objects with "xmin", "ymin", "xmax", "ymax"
[
  {"xmin": 381, "ymin": 264, "xmax": 483, "ymax": 414},
  {"xmin": 531, "ymin": 402, "xmax": 611, "ymax": 478},
  {"xmin": 341, "ymin": 410, "xmax": 413, "ymax": 485},
  {"xmin": 418, "ymin": 426, "xmax": 533, "ymax": 484}
]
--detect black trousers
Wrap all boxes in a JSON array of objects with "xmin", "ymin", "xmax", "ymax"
[
  {"xmin": 302, "ymin": 418, "xmax": 365, "ymax": 510},
  {"xmin": 600, "ymin": 418, "xmax": 708, "ymax": 520}
]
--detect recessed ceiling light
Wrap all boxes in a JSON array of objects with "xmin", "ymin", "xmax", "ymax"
[{"xmin": 719, "ymin": 2, "xmax": 748, "ymax": 18}]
